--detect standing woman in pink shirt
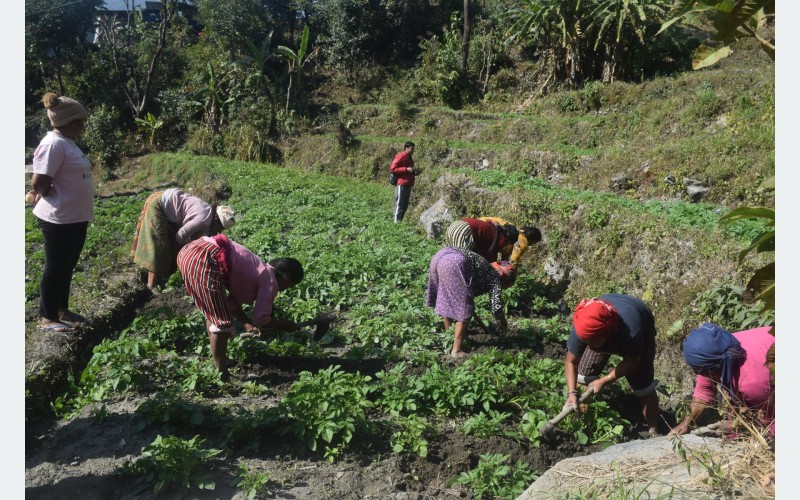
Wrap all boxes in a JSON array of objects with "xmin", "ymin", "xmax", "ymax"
[
  {"xmin": 131, "ymin": 187, "xmax": 236, "ymax": 291},
  {"xmin": 177, "ymin": 234, "xmax": 304, "ymax": 377},
  {"xmin": 29, "ymin": 93, "xmax": 92, "ymax": 333},
  {"xmin": 669, "ymin": 323, "xmax": 775, "ymax": 438}
]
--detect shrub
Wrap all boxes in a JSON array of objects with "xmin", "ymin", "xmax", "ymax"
[
  {"xmin": 81, "ymin": 103, "xmax": 124, "ymax": 173},
  {"xmin": 690, "ymin": 278, "xmax": 774, "ymax": 332},
  {"xmin": 413, "ymin": 13, "xmax": 479, "ymax": 109},
  {"xmin": 155, "ymin": 88, "xmax": 196, "ymax": 151},
  {"xmin": 689, "ymin": 83, "xmax": 724, "ymax": 121},
  {"xmin": 580, "ymin": 81, "xmax": 607, "ymax": 112}
]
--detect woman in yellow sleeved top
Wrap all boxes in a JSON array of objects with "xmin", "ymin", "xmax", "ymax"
[{"xmin": 477, "ymin": 216, "xmax": 541, "ymax": 265}]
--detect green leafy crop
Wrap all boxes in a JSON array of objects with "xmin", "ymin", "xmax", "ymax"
[
  {"xmin": 278, "ymin": 365, "xmax": 374, "ymax": 461},
  {"xmin": 121, "ymin": 434, "xmax": 222, "ymax": 496},
  {"xmin": 453, "ymin": 453, "xmax": 537, "ymax": 500}
]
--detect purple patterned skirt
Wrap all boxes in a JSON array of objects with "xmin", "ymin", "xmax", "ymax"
[{"xmin": 425, "ymin": 247, "xmax": 475, "ymax": 322}]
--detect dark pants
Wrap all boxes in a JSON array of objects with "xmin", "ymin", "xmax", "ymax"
[
  {"xmin": 37, "ymin": 217, "xmax": 88, "ymax": 321},
  {"xmin": 577, "ymin": 326, "xmax": 657, "ymax": 396},
  {"xmin": 394, "ymin": 184, "xmax": 412, "ymax": 223}
]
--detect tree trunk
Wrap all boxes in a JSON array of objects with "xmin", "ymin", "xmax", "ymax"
[
  {"xmin": 460, "ymin": 0, "xmax": 471, "ymax": 71},
  {"xmin": 285, "ymin": 71, "xmax": 293, "ymax": 115}
]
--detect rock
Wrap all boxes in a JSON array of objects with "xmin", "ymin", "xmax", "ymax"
[
  {"xmin": 419, "ymin": 198, "xmax": 454, "ymax": 239},
  {"xmin": 517, "ymin": 435, "xmax": 727, "ymax": 500},
  {"xmin": 683, "ymin": 177, "xmax": 710, "ymax": 202},
  {"xmin": 664, "ymin": 175, "xmax": 676, "ymax": 185},
  {"xmin": 543, "ymin": 257, "xmax": 567, "ymax": 282},
  {"xmin": 641, "ymin": 159, "xmax": 651, "ymax": 173},
  {"xmin": 610, "ymin": 171, "xmax": 635, "ymax": 191}
]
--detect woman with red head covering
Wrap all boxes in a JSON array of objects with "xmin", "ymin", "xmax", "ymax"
[{"xmin": 563, "ymin": 293, "xmax": 660, "ymax": 436}]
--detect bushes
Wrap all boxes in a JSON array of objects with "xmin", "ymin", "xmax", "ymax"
[
  {"xmin": 414, "ymin": 14, "xmax": 482, "ymax": 109},
  {"xmin": 82, "ymin": 104, "xmax": 124, "ymax": 173}
]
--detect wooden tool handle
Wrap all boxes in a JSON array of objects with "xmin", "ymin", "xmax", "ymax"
[{"xmin": 547, "ymin": 386, "xmax": 595, "ymax": 426}]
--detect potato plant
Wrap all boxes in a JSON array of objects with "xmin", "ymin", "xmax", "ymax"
[
  {"xmin": 278, "ymin": 365, "xmax": 374, "ymax": 461},
  {"xmin": 121, "ymin": 434, "xmax": 222, "ymax": 496},
  {"xmin": 44, "ymin": 154, "xmax": 638, "ymax": 491}
]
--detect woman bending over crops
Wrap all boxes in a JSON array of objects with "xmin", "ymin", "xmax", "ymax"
[
  {"xmin": 669, "ymin": 323, "xmax": 774, "ymax": 438},
  {"xmin": 177, "ymin": 234, "xmax": 303, "ymax": 377},
  {"xmin": 425, "ymin": 246, "xmax": 507, "ymax": 359},
  {"xmin": 132, "ymin": 187, "xmax": 235, "ymax": 291},
  {"xmin": 444, "ymin": 217, "xmax": 519, "ymax": 264},
  {"xmin": 477, "ymin": 216, "xmax": 542, "ymax": 266},
  {"xmin": 564, "ymin": 294, "xmax": 661, "ymax": 436}
]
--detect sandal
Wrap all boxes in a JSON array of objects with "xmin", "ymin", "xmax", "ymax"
[
  {"xmin": 41, "ymin": 322, "xmax": 75, "ymax": 333},
  {"xmin": 59, "ymin": 311, "xmax": 87, "ymax": 325}
]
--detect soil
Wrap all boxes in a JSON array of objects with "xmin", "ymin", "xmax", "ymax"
[
  {"xmin": 24, "ymin": 168, "xmax": 680, "ymax": 499},
  {"xmin": 25, "ymin": 285, "xmax": 673, "ymax": 499}
]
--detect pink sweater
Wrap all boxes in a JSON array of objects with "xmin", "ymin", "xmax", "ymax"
[
  {"xmin": 161, "ymin": 188, "xmax": 213, "ymax": 245},
  {"xmin": 692, "ymin": 326, "xmax": 775, "ymax": 435},
  {"xmin": 202, "ymin": 237, "xmax": 279, "ymax": 326}
]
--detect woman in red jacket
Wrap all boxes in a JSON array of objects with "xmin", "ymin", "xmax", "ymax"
[{"xmin": 445, "ymin": 217, "xmax": 519, "ymax": 263}]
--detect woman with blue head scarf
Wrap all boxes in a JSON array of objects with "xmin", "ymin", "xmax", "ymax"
[{"xmin": 669, "ymin": 323, "xmax": 775, "ymax": 437}]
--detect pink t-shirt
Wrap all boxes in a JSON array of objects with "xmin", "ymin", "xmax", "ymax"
[
  {"xmin": 202, "ymin": 237, "xmax": 279, "ymax": 326},
  {"xmin": 32, "ymin": 131, "xmax": 94, "ymax": 224},
  {"xmin": 692, "ymin": 326, "xmax": 775, "ymax": 435},
  {"xmin": 161, "ymin": 188, "xmax": 213, "ymax": 245}
]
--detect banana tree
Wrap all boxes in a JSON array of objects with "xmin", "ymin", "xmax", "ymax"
[
  {"xmin": 188, "ymin": 62, "xmax": 236, "ymax": 132},
  {"xmin": 503, "ymin": 0, "xmax": 588, "ymax": 86},
  {"xmin": 276, "ymin": 25, "xmax": 316, "ymax": 115},
  {"xmin": 134, "ymin": 112, "xmax": 163, "ymax": 149},
  {"xmin": 587, "ymin": 0, "xmax": 670, "ymax": 81},
  {"xmin": 657, "ymin": 0, "xmax": 774, "ymax": 69},
  {"xmin": 238, "ymin": 32, "xmax": 276, "ymax": 102},
  {"xmin": 719, "ymin": 187, "xmax": 774, "ymax": 312}
]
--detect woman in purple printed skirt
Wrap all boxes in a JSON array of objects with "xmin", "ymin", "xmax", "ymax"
[{"xmin": 425, "ymin": 246, "xmax": 507, "ymax": 358}]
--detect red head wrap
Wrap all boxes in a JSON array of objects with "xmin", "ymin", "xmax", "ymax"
[{"xmin": 572, "ymin": 298, "xmax": 619, "ymax": 342}]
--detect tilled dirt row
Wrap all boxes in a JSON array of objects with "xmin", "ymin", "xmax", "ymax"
[{"xmin": 27, "ymin": 283, "xmax": 632, "ymax": 498}]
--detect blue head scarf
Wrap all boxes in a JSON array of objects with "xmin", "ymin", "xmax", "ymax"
[{"xmin": 683, "ymin": 323, "xmax": 744, "ymax": 390}]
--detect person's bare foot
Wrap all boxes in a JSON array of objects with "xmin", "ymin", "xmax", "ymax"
[
  {"xmin": 760, "ymin": 471, "xmax": 775, "ymax": 494},
  {"xmin": 58, "ymin": 310, "xmax": 86, "ymax": 324},
  {"xmin": 450, "ymin": 351, "xmax": 468, "ymax": 359},
  {"xmin": 40, "ymin": 319, "xmax": 74, "ymax": 333}
]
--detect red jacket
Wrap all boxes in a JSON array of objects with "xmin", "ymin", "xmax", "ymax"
[
  {"xmin": 463, "ymin": 218, "xmax": 508, "ymax": 263},
  {"xmin": 390, "ymin": 151, "xmax": 416, "ymax": 186}
]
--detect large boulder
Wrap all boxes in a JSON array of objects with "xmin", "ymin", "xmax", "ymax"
[
  {"xmin": 517, "ymin": 435, "xmax": 763, "ymax": 500},
  {"xmin": 419, "ymin": 197, "xmax": 454, "ymax": 239}
]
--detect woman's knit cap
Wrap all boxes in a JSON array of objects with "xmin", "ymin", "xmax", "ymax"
[{"xmin": 43, "ymin": 92, "xmax": 88, "ymax": 128}]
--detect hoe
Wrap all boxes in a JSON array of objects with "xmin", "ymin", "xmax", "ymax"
[{"xmin": 539, "ymin": 386, "xmax": 595, "ymax": 435}]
